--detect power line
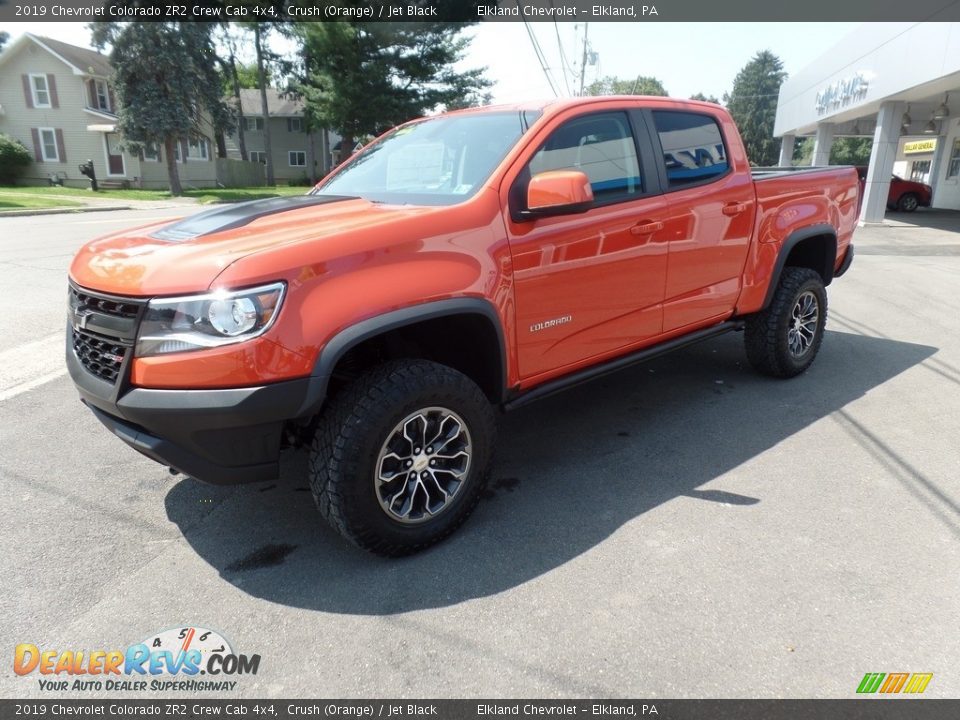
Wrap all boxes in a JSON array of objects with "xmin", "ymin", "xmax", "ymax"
[
  {"xmin": 518, "ymin": 6, "xmax": 559, "ymax": 97},
  {"xmin": 550, "ymin": 2, "xmax": 574, "ymax": 95},
  {"xmin": 578, "ymin": 22, "xmax": 590, "ymax": 96}
]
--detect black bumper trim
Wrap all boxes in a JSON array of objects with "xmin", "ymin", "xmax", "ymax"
[
  {"xmin": 85, "ymin": 402, "xmax": 279, "ymax": 485},
  {"xmin": 835, "ymin": 244, "xmax": 854, "ymax": 278},
  {"xmin": 68, "ymin": 334, "xmax": 315, "ymax": 484}
]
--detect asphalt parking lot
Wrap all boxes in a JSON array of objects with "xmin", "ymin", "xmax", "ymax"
[{"xmin": 1, "ymin": 207, "xmax": 958, "ymax": 699}]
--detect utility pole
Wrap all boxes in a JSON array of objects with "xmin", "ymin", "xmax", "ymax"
[{"xmin": 578, "ymin": 23, "xmax": 589, "ymax": 96}]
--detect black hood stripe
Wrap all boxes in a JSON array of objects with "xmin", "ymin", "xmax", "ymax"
[{"xmin": 150, "ymin": 194, "xmax": 356, "ymax": 242}]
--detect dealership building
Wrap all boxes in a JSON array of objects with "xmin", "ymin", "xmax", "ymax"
[{"xmin": 774, "ymin": 22, "xmax": 960, "ymax": 223}]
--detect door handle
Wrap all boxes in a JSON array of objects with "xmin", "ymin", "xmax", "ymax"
[
  {"xmin": 630, "ymin": 221, "xmax": 664, "ymax": 235},
  {"xmin": 722, "ymin": 202, "xmax": 748, "ymax": 216}
]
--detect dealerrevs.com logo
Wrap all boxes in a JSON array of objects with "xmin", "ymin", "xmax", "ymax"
[{"xmin": 14, "ymin": 626, "xmax": 261, "ymax": 692}]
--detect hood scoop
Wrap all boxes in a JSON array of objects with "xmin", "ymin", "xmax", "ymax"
[{"xmin": 151, "ymin": 194, "xmax": 355, "ymax": 242}]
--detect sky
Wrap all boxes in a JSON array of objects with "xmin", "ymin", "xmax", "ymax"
[{"xmin": 1, "ymin": 21, "xmax": 861, "ymax": 103}]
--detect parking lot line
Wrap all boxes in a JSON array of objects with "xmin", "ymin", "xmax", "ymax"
[{"xmin": 0, "ymin": 333, "xmax": 68, "ymax": 401}]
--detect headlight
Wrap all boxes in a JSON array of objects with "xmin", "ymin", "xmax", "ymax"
[{"xmin": 136, "ymin": 282, "xmax": 286, "ymax": 357}]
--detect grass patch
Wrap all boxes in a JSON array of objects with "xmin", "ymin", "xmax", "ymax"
[
  {"xmin": 0, "ymin": 185, "xmax": 310, "ymax": 204},
  {"xmin": 183, "ymin": 186, "xmax": 308, "ymax": 204},
  {"xmin": 0, "ymin": 195, "xmax": 82, "ymax": 212},
  {"xmin": 0, "ymin": 186, "xmax": 168, "ymax": 201}
]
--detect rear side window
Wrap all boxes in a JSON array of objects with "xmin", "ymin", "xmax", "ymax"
[
  {"xmin": 653, "ymin": 111, "xmax": 729, "ymax": 188},
  {"xmin": 528, "ymin": 112, "xmax": 643, "ymax": 202}
]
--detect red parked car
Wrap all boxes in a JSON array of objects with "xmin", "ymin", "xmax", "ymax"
[{"xmin": 856, "ymin": 166, "xmax": 932, "ymax": 212}]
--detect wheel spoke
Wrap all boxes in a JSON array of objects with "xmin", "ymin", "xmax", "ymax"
[
  {"xmin": 375, "ymin": 406, "xmax": 473, "ymax": 525},
  {"xmin": 788, "ymin": 291, "xmax": 819, "ymax": 358}
]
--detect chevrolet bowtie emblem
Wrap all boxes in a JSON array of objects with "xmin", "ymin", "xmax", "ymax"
[{"xmin": 73, "ymin": 308, "xmax": 93, "ymax": 331}]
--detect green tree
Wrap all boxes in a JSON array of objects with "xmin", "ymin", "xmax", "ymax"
[
  {"xmin": 252, "ymin": 23, "xmax": 276, "ymax": 185},
  {"xmin": 0, "ymin": 134, "xmax": 32, "ymax": 185},
  {"xmin": 295, "ymin": 22, "xmax": 491, "ymax": 158},
  {"xmin": 586, "ymin": 75, "xmax": 668, "ymax": 96},
  {"xmin": 0, "ymin": 31, "xmax": 9, "ymax": 52},
  {"xmin": 91, "ymin": 22, "xmax": 233, "ymax": 195},
  {"xmin": 793, "ymin": 137, "xmax": 814, "ymax": 166},
  {"xmin": 690, "ymin": 92, "xmax": 720, "ymax": 104},
  {"xmin": 230, "ymin": 62, "xmax": 266, "ymax": 92},
  {"xmin": 830, "ymin": 137, "xmax": 873, "ymax": 166},
  {"xmin": 724, "ymin": 50, "xmax": 787, "ymax": 167}
]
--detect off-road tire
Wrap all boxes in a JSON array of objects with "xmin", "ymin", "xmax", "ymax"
[
  {"xmin": 745, "ymin": 267, "xmax": 827, "ymax": 378},
  {"xmin": 309, "ymin": 359, "xmax": 496, "ymax": 556},
  {"xmin": 896, "ymin": 193, "xmax": 919, "ymax": 212}
]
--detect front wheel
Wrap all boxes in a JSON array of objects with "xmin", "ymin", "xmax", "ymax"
[
  {"xmin": 309, "ymin": 360, "xmax": 496, "ymax": 556},
  {"xmin": 745, "ymin": 267, "xmax": 827, "ymax": 378}
]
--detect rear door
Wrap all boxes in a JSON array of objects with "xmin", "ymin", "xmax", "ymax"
[
  {"xmin": 503, "ymin": 108, "xmax": 670, "ymax": 381},
  {"xmin": 647, "ymin": 110, "xmax": 756, "ymax": 332}
]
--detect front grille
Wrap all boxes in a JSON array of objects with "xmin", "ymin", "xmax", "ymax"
[
  {"xmin": 68, "ymin": 285, "xmax": 145, "ymax": 385},
  {"xmin": 72, "ymin": 329, "xmax": 127, "ymax": 383},
  {"xmin": 71, "ymin": 288, "xmax": 140, "ymax": 319}
]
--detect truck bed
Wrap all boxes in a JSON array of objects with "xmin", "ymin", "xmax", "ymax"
[{"xmin": 751, "ymin": 165, "xmax": 854, "ymax": 181}]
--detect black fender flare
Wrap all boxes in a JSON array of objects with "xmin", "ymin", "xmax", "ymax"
[
  {"xmin": 295, "ymin": 298, "xmax": 509, "ymax": 417},
  {"xmin": 761, "ymin": 224, "xmax": 838, "ymax": 310}
]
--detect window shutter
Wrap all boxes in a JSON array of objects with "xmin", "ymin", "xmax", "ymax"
[
  {"xmin": 88, "ymin": 80, "xmax": 97, "ymax": 108},
  {"xmin": 55, "ymin": 129, "xmax": 66, "ymax": 163},
  {"xmin": 287, "ymin": 118, "xmax": 292, "ymax": 132},
  {"xmin": 22, "ymin": 75, "xmax": 34, "ymax": 109},
  {"xmin": 108, "ymin": 87, "xmax": 117, "ymax": 113},
  {"xmin": 47, "ymin": 75, "xmax": 59, "ymax": 108},
  {"xmin": 180, "ymin": 139, "xmax": 189, "ymax": 163},
  {"xmin": 30, "ymin": 129, "xmax": 42, "ymax": 161}
]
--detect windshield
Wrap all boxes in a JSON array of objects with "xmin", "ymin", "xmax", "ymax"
[{"xmin": 312, "ymin": 112, "xmax": 534, "ymax": 206}]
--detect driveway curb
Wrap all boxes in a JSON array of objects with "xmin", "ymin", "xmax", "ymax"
[{"xmin": 0, "ymin": 205, "xmax": 132, "ymax": 217}]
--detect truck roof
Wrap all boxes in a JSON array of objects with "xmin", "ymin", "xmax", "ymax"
[{"xmin": 441, "ymin": 95, "xmax": 725, "ymax": 118}]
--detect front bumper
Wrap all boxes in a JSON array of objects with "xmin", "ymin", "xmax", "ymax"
[{"xmin": 67, "ymin": 340, "xmax": 315, "ymax": 485}]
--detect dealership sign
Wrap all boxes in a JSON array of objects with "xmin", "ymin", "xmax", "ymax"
[
  {"xmin": 815, "ymin": 73, "xmax": 870, "ymax": 115},
  {"xmin": 904, "ymin": 139, "xmax": 937, "ymax": 154}
]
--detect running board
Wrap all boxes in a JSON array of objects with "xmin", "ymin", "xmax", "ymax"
[{"xmin": 503, "ymin": 320, "xmax": 744, "ymax": 412}]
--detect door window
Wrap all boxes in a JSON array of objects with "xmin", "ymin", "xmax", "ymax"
[
  {"xmin": 653, "ymin": 111, "xmax": 729, "ymax": 188},
  {"xmin": 528, "ymin": 112, "xmax": 643, "ymax": 203}
]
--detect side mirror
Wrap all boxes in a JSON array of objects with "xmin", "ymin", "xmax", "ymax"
[{"xmin": 524, "ymin": 170, "xmax": 593, "ymax": 218}]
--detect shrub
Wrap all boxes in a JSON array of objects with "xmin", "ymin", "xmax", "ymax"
[
  {"xmin": 0, "ymin": 134, "xmax": 32, "ymax": 185},
  {"xmin": 287, "ymin": 173, "xmax": 314, "ymax": 187}
]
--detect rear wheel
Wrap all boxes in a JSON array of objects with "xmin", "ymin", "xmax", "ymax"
[
  {"xmin": 745, "ymin": 267, "xmax": 827, "ymax": 378},
  {"xmin": 896, "ymin": 193, "xmax": 919, "ymax": 212},
  {"xmin": 308, "ymin": 359, "xmax": 495, "ymax": 556}
]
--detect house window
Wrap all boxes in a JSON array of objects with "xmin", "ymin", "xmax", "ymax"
[
  {"xmin": 947, "ymin": 139, "xmax": 960, "ymax": 179},
  {"xmin": 143, "ymin": 142, "xmax": 160, "ymax": 162},
  {"xmin": 287, "ymin": 118, "xmax": 303, "ymax": 133},
  {"xmin": 249, "ymin": 151, "xmax": 267, "ymax": 164},
  {"xmin": 94, "ymin": 80, "xmax": 110, "ymax": 111},
  {"xmin": 244, "ymin": 117, "xmax": 265, "ymax": 132},
  {"xmin": 39, "ymin": 128, "xmax": 59, "ymax": 162},
  {"xmin": 31, "ymin": 74, "xmax": 51, "ymax": 107},
  {"xmin": 188, "ymin": 138, "xmax": 209, "ymax": 160},
  {"xmin": 289, "ymin": 151, "xmax": 306, "ymax": 167}
]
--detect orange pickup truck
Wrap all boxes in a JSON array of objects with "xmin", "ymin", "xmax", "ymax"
[{"xmin": 67, "ymin": 97, "xmax": 857, "ymax": 555}]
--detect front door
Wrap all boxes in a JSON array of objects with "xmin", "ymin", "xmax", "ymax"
[
  {"xmin": 503, "ymin": 109, "xmax": 670, "ymax": 381},
  {"xmin": 104, "ymin": 133, "xmax": 125, "ymax": 176}
]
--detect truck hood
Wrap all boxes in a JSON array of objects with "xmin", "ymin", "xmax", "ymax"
[{"xmin": 69, "ymin": 195, "xmax": 445, "ymax": 296}]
